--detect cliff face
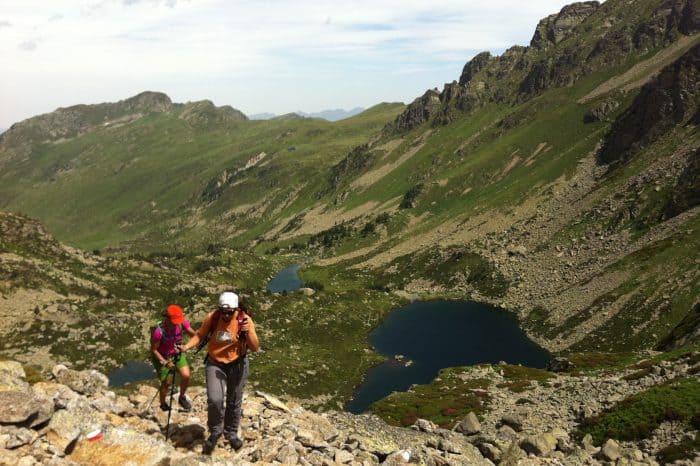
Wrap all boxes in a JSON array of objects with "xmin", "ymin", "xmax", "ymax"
[
  {"xmin": 598, "ymin": 44, "xmax": 700, "ymax": 166},
  {"xmin": 387, "ymin": 0, "xmax": 698, "ymax": 134},
  {"xmin": 530, "ymin": 1, "xmax": 601, "ymax": 48}
]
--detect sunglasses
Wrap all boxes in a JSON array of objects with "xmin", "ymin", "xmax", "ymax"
[{"xmin": 219, "ymin": 306, "xmax": 238, "ymax": 314}]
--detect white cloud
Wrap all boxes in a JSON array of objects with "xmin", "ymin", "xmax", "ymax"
[{"xmin": 0, "ymin": 0, "xmax": 587, "ymax": 127}]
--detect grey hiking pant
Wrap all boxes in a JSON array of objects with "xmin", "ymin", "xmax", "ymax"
[{"xmin": 205, "ymin": 356, "xmax": 249, "ymax": 439}]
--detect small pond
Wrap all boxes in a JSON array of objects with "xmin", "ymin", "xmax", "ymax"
[
  {"xmin": 345, "ymin": 300, "xmax": 550, "ymax": 414},
  {"xmin": 108, "ymin": 360, "xmax": 155, "ymax": 388},
  {"xmin": 267, "ymin": 264, "xmax": 304, "ymax": 293}
]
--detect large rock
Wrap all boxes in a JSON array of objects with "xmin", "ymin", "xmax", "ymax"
[
  {"xmin": 500, "ymin": 414, "xmax": 524, "ymax": 432},
  {"xmin": 597, "ymin": 438, "xmax": 622, "ymax": 461},
  {"xmin": 256, "ymin": 391, "xmax": 292, "ymax": 413},
  {"xmin": 459, "ymin": 52, "xmax": 493, "ymax": 85},
  {"xmin": 499, "ymin": 441, "xmax": 526, "ymax": 466},
  {"xmin": 389, "ymin": 89, "xmax": 442, "ymax": 133},
  {"xmin": 52, "ymin": 365, "xmax": 109, "ymax": 396},
  {"xmin": 0, "ymin": 361, "xmax": 29, "ymax": 392},
  {"xmin": 0, "ymin": 391, "xmax": 41, "ymax": 424},
  {"xmin": 32, "ymin": 381, "xmax": 80, "ymax": 409},
  {"xmin": 547, "ymin": 357, "xmax": 574, "ymax": 372},
  {"xmin": 520, "ymin": 432, "xmax": 558, "ymax": 456},
  {"xmin": 454, "ymin": 412, "xmax": 481, "ymax": 435},
  {"xmin": 412, "ymin": 418, "xmax": 437, "ymax": 433},
  {"xmin": 67, "ymin": 425, "xmax": 175, "ymax": 466},
  {"xmin": 0, "ymin": 426, "xmax": 37, "ymax": 449},
  {"xmin": 45, "ymin": 402, "xmax": 100, "ymax": 454}
]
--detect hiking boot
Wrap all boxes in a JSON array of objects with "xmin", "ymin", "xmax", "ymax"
[
  {"xmin": 178, "ymin": 395, "xmax": 192, "ymax": 411},
  {"xmin": 228, "ymin": 435, "xmax": 243, "ymax": 451},
  {"xmin": 159, "ymin": 402, "xmax": 170, "ymax": 412},
  {"xmin": 202, "ymin": 434, "xmax": 219, "ymax": 455}
]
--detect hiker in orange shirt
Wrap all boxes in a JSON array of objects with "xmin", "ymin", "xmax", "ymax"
[{"xmin": 179, "ymin": 291, "xmax": 259, "ymax": 454}]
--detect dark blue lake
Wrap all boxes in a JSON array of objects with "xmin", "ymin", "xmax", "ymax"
[
  {"xmin": 108, "ymin": 360, "xmax": 155, "ymax": 387},
  {"xmin": 345, "ymin": 300, "xmax": 550, "ymax": 414},
  {"xmin": 267, "ymin": 264, "xmax": 304, "ymax": 293}
]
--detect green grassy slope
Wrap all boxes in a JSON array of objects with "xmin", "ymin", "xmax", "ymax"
[{"xmin": 0, "ymin": 102, "xmax": 404, "ymax": 250}]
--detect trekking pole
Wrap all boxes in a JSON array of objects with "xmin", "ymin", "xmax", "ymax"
[
  {"xmin": 141, "ymin": 387, "xmax": 160, "ymax": 415},
  {"xmin": 165, "ymin": 354, "xmax": 179, "ymax": 440}
]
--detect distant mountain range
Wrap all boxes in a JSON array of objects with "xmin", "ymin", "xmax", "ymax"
[{"xmin": 250, "ymin": 107, "xmax": 365, "ymax": 121}]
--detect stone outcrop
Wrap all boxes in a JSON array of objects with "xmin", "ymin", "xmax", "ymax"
[
  {"xmin": 388, "ymin": 89, "xmax": 442, "ymax": 132},
  {"xmin": 598, "ymin": 44, "xmax": 700, "ymax": 166},
  {"xmin": 386, "ymin": 0, "xmax": 696, "ymax": 134},
  {"xmin": 459, "ymin": 52, "xmax": 493, "ymax": 85},
  {"xmin": 530, "ymin": 2, "xmax": 601, "ymax": 49}
]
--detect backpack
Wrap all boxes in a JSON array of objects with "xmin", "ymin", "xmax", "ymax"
[
  {"xmin": 194, "ymin": 306, "xmax": 250, "ymax": 354},
  {"xmin": 150, "ymin": 320, "xmax": 185, "ymax": 348}
]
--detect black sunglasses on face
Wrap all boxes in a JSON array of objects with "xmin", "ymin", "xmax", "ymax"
[{"xmin": 219, "ymin": 307, "xmax": 237, "ymax": 314}]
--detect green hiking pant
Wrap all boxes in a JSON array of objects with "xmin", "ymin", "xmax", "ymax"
[{"xmin": 152, "ymin": 354, "xmax": 190, "ymax": 382}]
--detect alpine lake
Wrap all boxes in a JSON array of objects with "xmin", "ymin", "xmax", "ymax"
[{"xmin": 109, "ymin": 264, "xmax": 550, "ymax": 415}]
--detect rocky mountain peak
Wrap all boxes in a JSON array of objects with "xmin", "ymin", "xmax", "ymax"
[
  {"xmin": 386, "ymin": 0, "xmax": 698, "ymax": 135},
  {"xmin": 178, "ymin": 100, "xmax": 248, "ymax": 128},
  {"xmin": 458, "ymin": 51, "xmax": 493, "ymax": 86},
  {"xmin": 120, "ymin": 91, "xmax": 173, "ymax": 113},
  {"xmin": 530, "ymin": 1, "xmax": 601, "ymax": 49}
]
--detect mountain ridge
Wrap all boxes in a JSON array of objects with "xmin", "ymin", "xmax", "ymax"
[{"xmin": 251, "ymin": 108, "xmax": 366, "ymax": 122}]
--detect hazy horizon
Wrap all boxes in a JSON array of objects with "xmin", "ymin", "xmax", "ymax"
[{"xmin": 1, "ymin": 1, "xmax": 580, "ymax": 128}]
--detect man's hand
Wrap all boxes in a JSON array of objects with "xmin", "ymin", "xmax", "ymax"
[
  {"xmin": 176, "ymin": 344, "xmax": 187, "ymax": 353},
  {"xmin": 239, "ymin": 317, "xmax": 250, "ymax": 332},
  {"xmin": 166, "ymin": 360, "xmax": 175, "ymax": 370}
]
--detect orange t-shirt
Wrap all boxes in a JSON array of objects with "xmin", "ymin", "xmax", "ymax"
[{"xmin": 197, "ymin": 310, "xmax": 253, "ymax": 364}]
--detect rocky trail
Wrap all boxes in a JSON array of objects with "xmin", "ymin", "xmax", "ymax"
[{"xmin": 1, "ymin": 351, "xmax": 697, "ymax": 466}]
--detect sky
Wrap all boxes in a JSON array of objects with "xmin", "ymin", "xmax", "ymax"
[{"xmin": 1, "ymin": 0, "xmax": 580, "ymax": 128}]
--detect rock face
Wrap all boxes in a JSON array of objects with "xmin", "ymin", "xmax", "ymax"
[
  {"xmin": 530, "ymin": 1, "xmax": 601, "ymax": 49},
  {"xmin": 389, "ymin": 89, "xmax": 442, "ymax": 132},
  {"xmin": 598, "ymin": 44, "xmax": 700, "ymax": 166},
  {"xmin": 459, "ymin": 52, "xmax": 493, "ymax": 85},
  {"xmin": 386, "ymin": 0, "xmax": 695, "ymax": 134}
]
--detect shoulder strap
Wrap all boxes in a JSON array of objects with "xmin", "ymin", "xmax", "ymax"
[
  {"xmin": 151, "ymin": 320, "xmax": 163, "ymax": 338},
  {"xmin": 195, "ymin": 310, "xmax": 221, "ymax": 353}
]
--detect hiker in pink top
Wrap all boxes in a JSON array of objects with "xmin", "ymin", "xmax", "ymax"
[{"xmin": 151, "ymin": 304, "xmax": 196, "ymax": 412}]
